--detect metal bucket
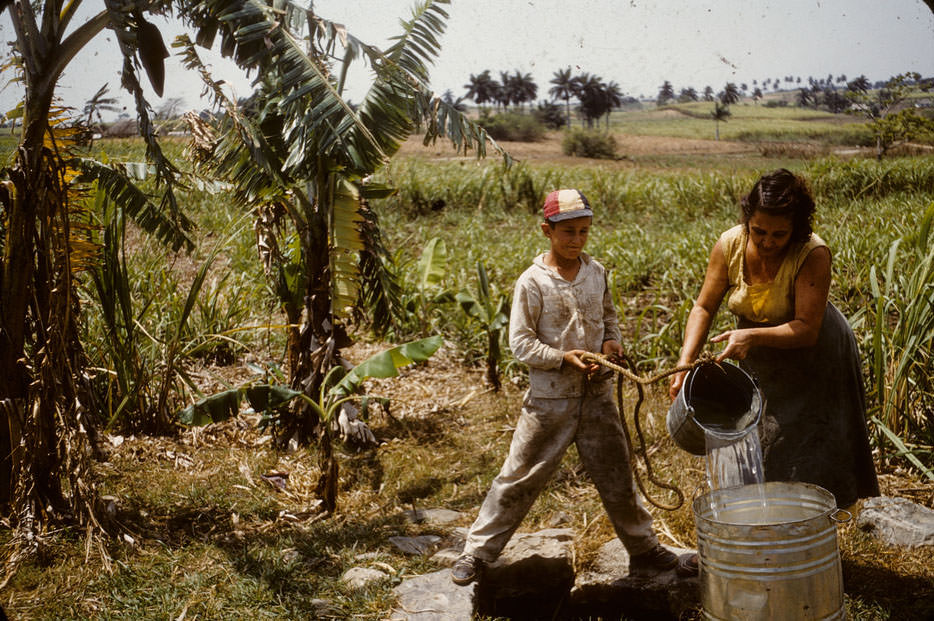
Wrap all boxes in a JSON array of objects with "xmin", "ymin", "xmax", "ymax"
[
  {"xmin": 666, "ymin": 361, "xmax": 763, "ymax": 456},
  {"xmin": 693, "ymin": 481, "xmax": 852, "ymax": 620}
]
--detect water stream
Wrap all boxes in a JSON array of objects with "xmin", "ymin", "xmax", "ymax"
[{"xmin": 704, "ymin": 427, "xmax": 765, "ymax": 520}]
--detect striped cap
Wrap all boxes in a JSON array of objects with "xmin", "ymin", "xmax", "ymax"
[{"xmin": 542, "ymin": 189, "xmax": 593, "ymax": 222}]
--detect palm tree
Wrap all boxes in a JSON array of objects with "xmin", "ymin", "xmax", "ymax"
[
  {"xmin": 711, "ymin": 101, "xmax": 731, "ymax": 140},
  {"xmin": 498, "ymin": 70, "xmax": 513, "ymax": 109},
  {"xmin": 703, "ymin": 86, "xmax": 715, "ymax": 102},
  {"xmin": 509, "ymin": 71, "xmax": 538, "ymax": 111},
  {"xmin": 657, "ymin": 80, "xmax": 675, "ymax": 106},
  {"xmin": 678, "ymin": 87, "xmax": 698, "ymax": 103},
  {"xmin": 549, "ymin": 67, "xmax": 576, "ymax": 128},
  {"xmin": 442, "ymin": 89, "xmax": 467, "ymax": 112},
  {"xmin": 720, "ymin": 82, "xmax": 741, "ymax": 105},
  {"xmin": 602, "ymin": 81, "xmax": 623, "ymax": 128},
  {"xmin": 82, "ymin": 84, "xmax": 121, "ymax": 132},
  {"xmin": 464, "ymin": 70, "xmax": 497, "ymax": 109},
  {"xmin": 577, "ymin": 73, "xmax": 608, "ymax": 127},
  {"xmin": 847, "ymin": 75, "xmax": 871, "ymax": 94}
]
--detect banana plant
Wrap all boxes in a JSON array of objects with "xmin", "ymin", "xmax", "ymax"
[
  {"xmin": 0, "ymin": 0, "xmax": 507, "ymax": 531},
  {"xmin": 177, "ymin": 335, "xmax": 443, "ymax": 511},
  {"xmin": 455, "ymin": 262, "xmax": 510, "ymax": 390},
  {"xmin": 404, "ymin": 237, "xmax": 455, "ymax": 336}
]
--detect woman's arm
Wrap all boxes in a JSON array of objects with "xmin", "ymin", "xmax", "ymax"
[
  {"xmin": 711, "ymin": 246, "xmax": 831, "ymax": 359},
  {"xmin": 669, "ymin": 241, "xmax": 730, "ymax": 399}
]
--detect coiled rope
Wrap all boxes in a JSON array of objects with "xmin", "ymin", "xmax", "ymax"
[{"xmin": 580, "ymin": 351, "xmax": 716, "ymax": 511}]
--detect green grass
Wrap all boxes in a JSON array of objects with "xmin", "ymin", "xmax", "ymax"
[{"xmin": 608, "ymin": 107, "xmax": 869, "ymax": 144}]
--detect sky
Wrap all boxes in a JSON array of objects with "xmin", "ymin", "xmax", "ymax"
[{"xmin": 0, "ymin": 0, "xmax": 932, "ymax": 120}]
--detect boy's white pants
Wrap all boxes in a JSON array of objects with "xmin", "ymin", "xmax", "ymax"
[{"xmin": 463, "ymin": 383, "xmax": 659, "ymax": 562}]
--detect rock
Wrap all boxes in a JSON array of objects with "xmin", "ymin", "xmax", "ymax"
[
  {"xmin": 341, "ymin": 566, "xmax": 388, "ymax": 589},
  {"xmin": 310, "ymin": 598, "xmax": 335, "ymax": 616},
  {"xmin": 354, "ymin": 551, "xmax": 383, "ymax": 561},
  {"xmin": 394, "ymin": 530, "xmax": 701, "ymax": 619},
  {"xmin": 388, "ymin": 535, "xmax": 443, "ymax": 555},
  {"xmin": 390, "ymin": 569, "xmax": 477, "ymax": 620},
  {"xmin": 569, "ymin": 539, "xmax": 700, "ymax": 620},
  {"xmin": 403, "ymin": 508, "xmax": 465, "ymax": 524},
  {"xmin": 858, "ymin": 496, "xmax": 934, "ymax": 548},
  {"xmin": 544, "ymin": 510, "xmax": 573, "ymax": 527},
  {"xmin": 477, "ymin": 528, "xmax": 576, "ymax": 619}
]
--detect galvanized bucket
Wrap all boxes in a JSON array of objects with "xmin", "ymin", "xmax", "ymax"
[
  {"xmin": 666, "ymin": 361, "xmax": 763, "ymax": 456},
  {"xmin": 693, "ymin": 481, "xmax": 852, "ymax": 620}
]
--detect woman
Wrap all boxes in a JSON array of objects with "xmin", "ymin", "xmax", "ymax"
[{"xmin": 669, "ymin": 169, "xmax": 879, "ymax": 510}]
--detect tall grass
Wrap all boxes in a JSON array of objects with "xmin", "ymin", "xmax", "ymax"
[
  {"xmin": 375, "ymin": 156, "xmax": 934, "ymax": 471},
  {"xmin": 863, "ymin": 203, "xmax": 934, "ymax": 478},
  {"xmin": 80, "ymin": 184, "xmax": 277, "ymax": 432}
]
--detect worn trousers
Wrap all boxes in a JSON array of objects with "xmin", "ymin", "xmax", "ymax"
[{"xmin": 463, "ymin": 383, "xmax": 658, "ymax": 562}]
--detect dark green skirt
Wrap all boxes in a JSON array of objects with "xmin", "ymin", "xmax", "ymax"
[{"xmin": 739, "ymin": 303, "xmax": 880, "ymax": 508}]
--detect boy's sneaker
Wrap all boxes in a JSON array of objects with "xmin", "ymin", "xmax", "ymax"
[
  {"xmin": 450, "ymin": 554, "xmax": 485, "ymax": 586},
  {"xmin": 629, "ymin": 544, "xmax": 678, "ymax": 575}
]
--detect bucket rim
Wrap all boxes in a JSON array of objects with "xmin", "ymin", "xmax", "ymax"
[
  {"xmin": 685, "ymin": 361, "xmax": 763, "ymax": 438},
  {"xmin": 692, "ymin": 481, "xmax": 838, "ymax": 527}
]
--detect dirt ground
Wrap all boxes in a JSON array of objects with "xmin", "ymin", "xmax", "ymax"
[{"xmin": 395, "ymin": 131, "xmax": 758, "ymax": 164}]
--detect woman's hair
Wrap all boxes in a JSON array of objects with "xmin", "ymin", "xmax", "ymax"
[{"xmin": 740, "ymin": 169, "xmax": 815, "ymax": 243}]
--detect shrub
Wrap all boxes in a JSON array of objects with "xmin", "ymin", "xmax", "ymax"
[
  {"xmin": 561, "ymin": 129, "xmax": 618, "ymax": 159},
  {"xmin": 478, "ymin": 111, "xmax": 545, "ymax": 142},
  {"xmin": 534, "ymin": 101, "xmax": 566, "ymax": 130}
]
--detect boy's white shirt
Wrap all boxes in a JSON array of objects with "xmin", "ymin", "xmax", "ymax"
[{"xmin": 509, "ymin": 252, "xmax": 622, "ymax": 398}]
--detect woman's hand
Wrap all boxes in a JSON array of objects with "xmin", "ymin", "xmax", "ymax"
[
  {"xmin": 669, "ymin": 370, "xmax": 688, "ymax": 401},
  {"xmin": 711, "ymin": 329, "xmax": 755, "ymax": 361}
]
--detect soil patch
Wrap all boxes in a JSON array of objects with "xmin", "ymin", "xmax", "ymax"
[{"xmin": 396, "ymin": 131, "xmax": 755, "ymax": 164}]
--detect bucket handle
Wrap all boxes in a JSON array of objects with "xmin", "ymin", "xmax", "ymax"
[{"xmin": 829, "ymin": 508, "xmax": 852, "ymax": 524}]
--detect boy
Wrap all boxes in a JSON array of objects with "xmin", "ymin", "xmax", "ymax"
[{"xmin": 451, "ymin": 189, "xmax": 677, "ymax": 586}]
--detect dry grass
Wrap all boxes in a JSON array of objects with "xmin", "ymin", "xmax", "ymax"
[{"xmin": 4, "ymin": 340, "xmax": 929, "ymax": 619}]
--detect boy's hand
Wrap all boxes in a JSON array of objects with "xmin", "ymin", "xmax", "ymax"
[
  {"xmin": 563, "ymin": 349, "xmax": 598, "ymax": 374},
  {"xmin": 601, "ymin": 339, "xmax": 623, "ymax": 359}
]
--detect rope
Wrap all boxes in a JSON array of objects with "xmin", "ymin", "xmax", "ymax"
[{"xmin": 581, "ymin": 351, "xmax": 716, "ymax": 511}]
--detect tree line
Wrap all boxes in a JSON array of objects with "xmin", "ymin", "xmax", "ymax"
[{"xmin": 463, "ymin": 67, "xmax": 636, "ymax": 128}]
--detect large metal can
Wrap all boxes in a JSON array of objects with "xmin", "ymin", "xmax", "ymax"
[{"xmin": 693, "ymin": 481, "xmax": 851, "ymax": 620}]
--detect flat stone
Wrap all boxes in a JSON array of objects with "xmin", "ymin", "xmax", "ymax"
[
  {"xmin": 390, "ymin": 569, "xmax": 477, "ymax": 620},
  {"xmin": 858, "ymin": 496, "xmax": 934, "ymax": 548},
  {"xmin": 341, "ymin": 566, "xmax": 388, "ymax": 589},
  {"xmin": 544, "ymin": 510, "xmax": 573, "ymax": 527},
  {"xmin": 310, "ymin": 598, "xmax": 335, "ymax": 616},
  {"xmin": 403, "ymin": 508, "xmax": 465, "ymax": 524},
  {"xmin": 388, "ymin": 535, "xmax": 443, "ymax": 555}
]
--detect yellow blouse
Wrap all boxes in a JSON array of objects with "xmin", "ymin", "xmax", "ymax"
[{"xmin": 720, "ymin": 224, "xmax": 827, "ymax": 325}]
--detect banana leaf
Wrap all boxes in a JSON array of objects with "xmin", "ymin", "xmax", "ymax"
[
  {"xmin": 416, "ymin": 238, "xmax": 447, "ymax": 292},
  {"xmin": 178, "ymin": 337, "xmax": 442, "ymax": 425},
  {"xmin": 329, "ymin": 335, "xmax": 443, "ymax": 400},
  {"xmin": 178, "ymin": 384, "xmax": 305, "ymax": 426}
]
